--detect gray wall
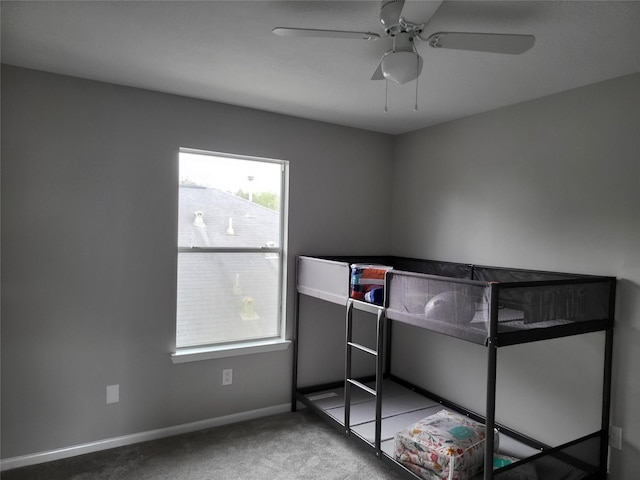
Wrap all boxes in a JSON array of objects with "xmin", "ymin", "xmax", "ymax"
[
  {"xmin": 390, "ymin": 73, "xmax": 640, "ymax": 478},
  {"xmin": 2, "ymin": 64, "xmax": 638, "ymax": 478},
  {"xmin": 0, "ymin": 65, "xmax": 394, "ymax": 458}
]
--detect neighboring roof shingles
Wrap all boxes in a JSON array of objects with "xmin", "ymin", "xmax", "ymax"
[
  {"xmin": 178, "ymin": 186, "xmax": 280, "ymax": 249},
  {"xmin": 177, "ymin": 186, "xmax": 281, "ymax": 346}
]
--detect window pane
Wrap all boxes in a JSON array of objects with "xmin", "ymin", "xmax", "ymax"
[
  {"xmin": 177, "ymin": 252, "xmax": 281, "ymax": 348},
  {"xmin": 178, "ymin": 153, "xmax": 282, "ymax": 249},
  {"xmin": 176, "ymin": 149, "xmax": 287, "ymax": 349}
]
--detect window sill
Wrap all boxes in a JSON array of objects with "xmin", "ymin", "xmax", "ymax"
[{"xmin": 171, "ymin": 338, "xmax": 291, "ymax": 364}]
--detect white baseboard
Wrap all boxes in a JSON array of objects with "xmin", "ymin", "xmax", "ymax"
[{"xmin": 1, "ymin": 403, "xmax": 291, "ymax": 472}]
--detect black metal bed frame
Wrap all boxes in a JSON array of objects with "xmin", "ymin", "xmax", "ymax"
[{"xmin": 291, "ymin": 255, "xmax": 615, "ymax": 480}]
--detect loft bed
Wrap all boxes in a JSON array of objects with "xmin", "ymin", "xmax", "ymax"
[{"xmin": 292, "ymin": 255, "xmax": 615, "ymax": 480}]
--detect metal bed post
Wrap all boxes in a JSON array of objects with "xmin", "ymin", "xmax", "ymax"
[
  {"xmin": 484, "ymin": 282, "xmax": 500, "ymax": 480},
  {"xmin": 599, "ymin": 278, "xmax": 616, "ymax": 474},
  {"xmin": 374, "ymin": 307, "xmax": 385, "ymax": 456},
  {"xmin": 345, "ymin": 299, "xmax": 354, "ymax": 435},
  {"xmin": 291, "ymin": 289, "xmax": 300, "ymax": 412}
]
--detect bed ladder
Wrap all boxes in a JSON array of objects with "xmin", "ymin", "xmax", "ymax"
[{"xmin": 344, "ymin": 298, "xmax": 386, "ymax": 457}]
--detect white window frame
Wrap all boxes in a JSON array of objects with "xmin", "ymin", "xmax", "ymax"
[{"xmin": 172, "ymin": 148, "xmax": 290, "ymax": 363}]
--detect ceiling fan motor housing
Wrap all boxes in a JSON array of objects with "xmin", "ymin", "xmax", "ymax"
[{"xmin": 393, "ymin": 31, "xmax": 414, "ymax": 52}]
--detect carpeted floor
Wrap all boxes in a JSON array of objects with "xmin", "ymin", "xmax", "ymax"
[{"xmin": 1, "ymin": 409, "xmax": 407, "ymax": 480}]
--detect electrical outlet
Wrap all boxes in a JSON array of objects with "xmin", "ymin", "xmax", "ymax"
[
  {"xmin": 106, "ymin": 384, "xmax": 119, "ymax": 404},
  {"xmin": 609, "ymin": 425, "xmax": 622, "ymax": 450},
  {"xmin": 222, "ymin": 369, "xmax": 233, "ymax": 386}
]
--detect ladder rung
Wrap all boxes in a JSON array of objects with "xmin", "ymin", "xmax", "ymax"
[
  {"xmin": 347, "ymin": 342, "xmax": 378, "ymax": 356},
  {"xmin": 347, "ymin": 379, "xmax": 377, "ymax": 396},
  {"xmin": 349, "ymin": 298, "xmax": 385, "ymax": 315}
]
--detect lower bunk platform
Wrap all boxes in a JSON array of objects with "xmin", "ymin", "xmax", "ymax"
[{"xmin": 296, "ymin": 379, "xmax": 605, "ymax": 480}]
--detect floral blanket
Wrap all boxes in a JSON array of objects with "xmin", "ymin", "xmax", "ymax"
[{"xmin": 394, "ymin": 409, "xmax": 498, "ymax": 480}]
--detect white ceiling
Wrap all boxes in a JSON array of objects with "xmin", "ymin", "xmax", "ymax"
[{"xmin": 2, "ymin": 1, "xmax": 639, "ymax": 135}]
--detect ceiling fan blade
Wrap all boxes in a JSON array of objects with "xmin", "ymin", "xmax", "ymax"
[
  {"xmin": 371, "ymin": 59, "xmax": 385, "ymax": 80},
  {"xmin": 425, "ymin": 32, "xmax": 535, "ymax": 54},
  {"xmin": 400, "ymin": 0, "xmax": 444, "ymax": 26},
  {"xmin": 272, "ymin": 27, "xmax": 379, "ymax": 41}
]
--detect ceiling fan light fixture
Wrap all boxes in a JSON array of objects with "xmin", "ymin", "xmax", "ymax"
[{"xmin": 380, "ymin": 51, "xmax": 422, "ymax": 84}]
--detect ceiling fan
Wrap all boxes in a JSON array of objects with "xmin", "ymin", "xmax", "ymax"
[{"xmin": 273, "ymin": 0, "xmax": 534, "ymax": 108}]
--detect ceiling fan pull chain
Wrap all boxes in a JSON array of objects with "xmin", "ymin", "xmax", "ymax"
[
  {"xmin": 384, "ymin": 80, "xmax": 389, "ymax": 113},
  {"xmin": 414, "ymin": 56, "xmax": 419, "ymax": 111}
]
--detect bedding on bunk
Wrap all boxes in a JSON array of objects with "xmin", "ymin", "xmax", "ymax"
[
  {"xmin": 394, "ymin": 409, "xmax": 499, "ymax": 480},
  {"xmin": 350, "ymin": 264, "xmax": 392, "ymax": 305}
]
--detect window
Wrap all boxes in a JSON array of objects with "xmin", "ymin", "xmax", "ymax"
[{"xmin": 176, "ymin": 148, "xmax": 288, "ymax": 352}]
